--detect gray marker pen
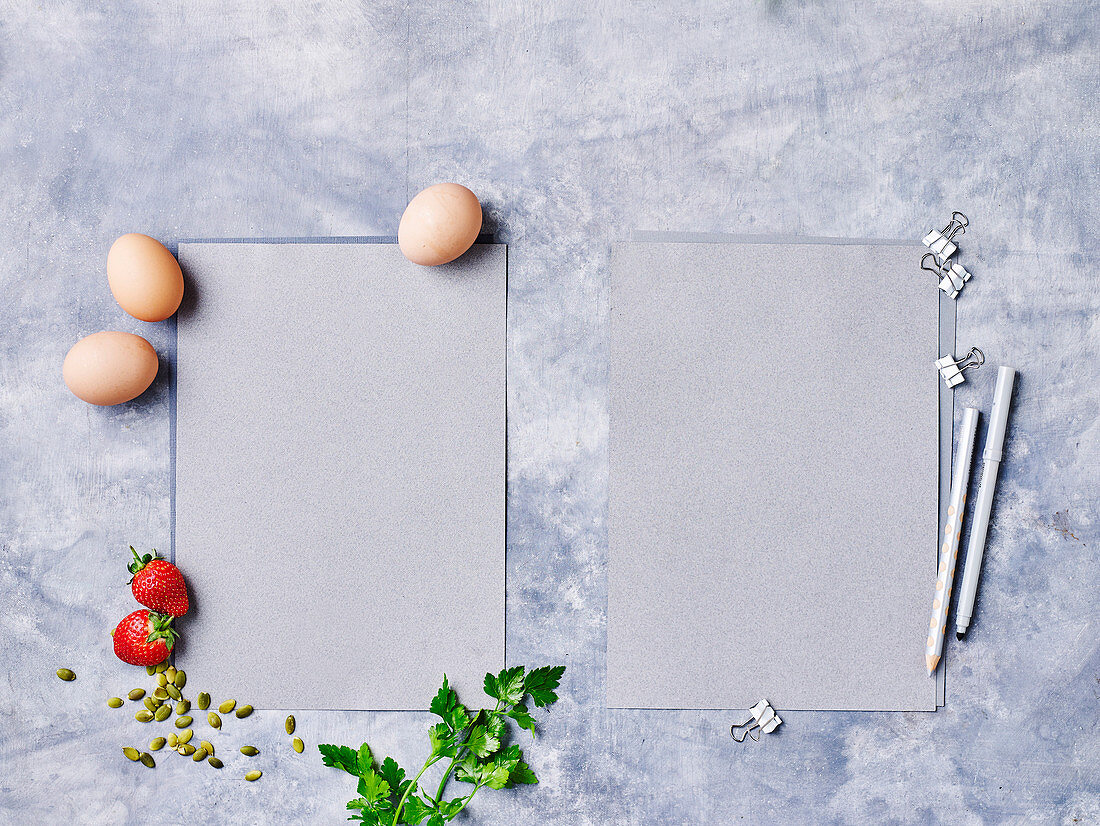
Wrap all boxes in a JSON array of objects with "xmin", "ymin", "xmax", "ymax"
[{"xmin": 955, "ymin": 365, "xmax": 1016, "ymax": 639}]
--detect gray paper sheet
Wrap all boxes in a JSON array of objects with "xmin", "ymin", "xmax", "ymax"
[
  {"xmin": 174, "ymin": 242, "xmax": 505, "ymax": 710},
  {"xmin": 608, "ymin": 240, "xmax": 940, "ymax": 711}
]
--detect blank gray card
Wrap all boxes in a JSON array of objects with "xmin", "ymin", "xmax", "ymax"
[
  {"xmin": 174, "ymin": 242, "xmax": 505, "ymax": 710},
  {"xmin": 608, "ymin": 240, "xmax": 939, "ymax": 711}
]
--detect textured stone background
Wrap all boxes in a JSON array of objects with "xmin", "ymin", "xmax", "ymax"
[{"xmin": 1, "ymin": 1, "xmax": 1096, "ymax": 823}]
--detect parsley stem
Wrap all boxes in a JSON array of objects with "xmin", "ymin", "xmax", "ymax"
[{"xmin": 392, "ymin": 756, "xmax": 439, "ymax": 826}]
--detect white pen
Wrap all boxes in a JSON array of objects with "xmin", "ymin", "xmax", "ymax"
[
  {"xmin": 926, "ymin": 407, "xmax": 980, "ymax": 674},
  {"xmin": 955, "ymin": 366, "xmax": 1017, "ymax": 639}
]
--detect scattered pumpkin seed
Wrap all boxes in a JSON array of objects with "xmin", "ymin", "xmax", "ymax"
[
  {"xmin": 200, "ymin": 740, "xmax": 215, "ymax": 756},
  {"xmin": 208, "ymin": 712, "xmax": 221, "ymax": 729},
  {"xmin": 166, "ymin": 666, "xmax": 177, "ymax": 681},
  {"xmin": 166, "ymin": 684, "xmax": 182, "ymax": 701},
  {"xmin": 139, "ymin": 752, "xmax": 155, "ymax": 768},
  {"xmin": 154, "ymin": 705, "xmax": 172, "ymax": 722},
  {"xmin": 175, "ymin": 700, "xmax": 190, "ymax": 715},
  {"xmin": 128, "ymin": 688, "xmax": 146, "ymax": 701},
  {"xmin": 234, "ymin": 704, "xmax": 253, "ymax": 719},
  {"xmin": 240, "ymin": 746, "xmax": 259, "ymax": 756},
  {"xmin": 179, "ymin": 743, "xmax": 196, "ymax": 756},
  {"xmin": 175, "ymin": 715, "xmax": 193, "ymax": 729},
  {"xmin": 292, "ymin": 737, "xmax": 304, "ymax": 754},
  {"xmin": 167, "ymin": 733, "xmax": 178, "ymax": 748},
  {"xmin": 156, "ymin": 673, "xmax": 167, "ymax": 687},
  {"xmin": 192, "ymin": 747, "xmax": 208, "ymax": 762},
  {"xmin": 56, "ymin": 668, "xmax": 76, "ymax": 681},
  {"xmin": 245, "ymin": 770, "xmax": 262, "ymax": 781},
  {"xmin": 153, "ymin": 687, "xmax": 169, "ymax": 700},
  {"xmin": 143, "ymin": 697, "xmax": 159, "ymax": 712},
  {"xmin": 107, "ymin": 697, "xmax": 124, "ymax": 709},
  {"xmin": 196, "ymin": 692, "xmax": 210, "ymax": 710},
  {"xmin": 135, "ymin": 710, "xmax": 154, "ymax": 723},
  {"xmin": 208, "ymin": 756, "xmax": 224, "ymax": 769},
  {"xmin": 178, "ymin": 729, "xmax": 193, "ymax": 744},
  {"xmin": 155, "ymin": 662, "xmax": 168, "ymax": 673},
  {"xmin": 149, "ymin": 737, "xmax": 166, "ymax": 751},
  {"xmin": 123, "ymin": 746, "xmax": 140, "ymax": 761},
  {"xmin": 284, "ymin": 715, "xmax": 295, "ymax": 735},
  {"xmin": 174, "ymin": 670, "xmax": 187, "ymax": 689},
  {"xmin": 218, "ymin": 699, "xmax": 236, "ymax": 714},
  {"xmin": 146, "ymin": 665, "xmax": 157, "ymax": 676}
]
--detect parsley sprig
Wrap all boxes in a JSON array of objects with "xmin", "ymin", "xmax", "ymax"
[{"xmin": 320, "ymin": 664, "xmax": 565, "ymax": 825}]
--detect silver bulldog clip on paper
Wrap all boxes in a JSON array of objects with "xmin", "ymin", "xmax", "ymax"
[
  {"xmin": 922, "ymin": 211, "xmax": 973, "ymax": 299},
  {"xmin": 937, "ymin": 346, "xmax": 985, "ymax": 388},
  {"xmin": 730, "ymin": 699, "xmax": 783, "ymax": 742}
]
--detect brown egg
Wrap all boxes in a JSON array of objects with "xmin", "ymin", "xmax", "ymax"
[
  {"xmin": 398, "ymin": 183, "xmax": 483, "ymax": 266},
  {"xmin": 63, "ymin": 331, "xmax": 159, "ymax": 406},
  {"xmin": 107, "ymin": 233, "xmax": 185, "ymax": 321}
]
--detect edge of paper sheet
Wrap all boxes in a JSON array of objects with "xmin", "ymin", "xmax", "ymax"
[{"xmin": 616, "ymin": 231, "xmax": 954, "ymax": 712}]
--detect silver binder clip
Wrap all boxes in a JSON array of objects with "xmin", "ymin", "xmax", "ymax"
[
  {"xmin": 730, "ymin": 699, "xmax": 783, "ymax": 742},
  {"xmin": 921, "ymin": 252, "xmax": 973, "ymax": 299},
  {"xmin": 922, "ymin": 212, "xmax": 968, "ymax": 262},
  {"xmin": 936, "ymin": 347, "xmax": 984, "ymax": 388}
]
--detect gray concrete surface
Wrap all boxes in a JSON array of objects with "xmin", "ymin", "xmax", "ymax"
[{"xmin": 0, "ymin": 1, "xmax": 1096, "ymax": 823}]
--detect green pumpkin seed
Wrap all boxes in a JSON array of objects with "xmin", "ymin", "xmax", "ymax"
[
  {"xmin": 167, "ymin": 733, "xmax": 178, "ymax": 748},
  {"xmin": 175, "ymin": 700, "xmax": 190, "ymax": 715},
  {"xmin": 145, "ymin": 665, "xmax": 157, "ymax": 676},
  {"xmin": 234, "ymin": 704, "xmax": 253, "ymax": 719},
  {"xmin": 153, "ymin": 687, "xmax": 169, "ymax": 700},
  {"xmin": 135, "ymin": 710, "xmax": 154, "ymax": 723},
  {"xmin": 200, "ymin": 740, "xmax": 215, "ymax": 756},
  {"xmin": 174, "ymin": 670, "xmax": 187, "ymax": 689},
  {"xmin": 178, "ymin": 729, "xmax": 193, "ymax": 744},
  {"xmin": 143, "ymin": 696, "xmax": 158, "ymax": 712},
  {"xmin": 154, "ymin": 705, "xmax": 172, "ymax": 722},
  {"xmin": 208, "ymin": 756, "xmax": 224, "ymax": 769},
  {"xmin": 207, "ymin": 712, "xmax": 221, "ymax": 729},
  {"xmin": 56, "ymin": 668, "xmax": 76, "ymax": 681},
  {"xmin": 292, "ymin": 737, "xmax": 304, "ymax": 754},
  {"xmin": 139, "ymin": 752, "xmax": 155, "ymax": 768},
  {"xmin": 128, "ymin": 688, "xmax": 146, "ymax": 701},
  {"xmin": 196, "ymin": 692, "xmax": 210, "ymax": 710},
  {"xmin": 165, "ymin": 666, "xmax": 177, "ymax": 681},
  {"xmin": 155, "ymin": 662, "xmax": 168, "ymax": 673},
  {"xmin": 123, "ymin": 746, "xmax": 140, "ymax": 761},
  {"xmin": 245, "ymin": 770, "xmax": 262, "ymax": 781},
  {"xmin": 149, "ymin": 737, "xmax": 166, "ymax": 751},
  {"xmin": 218, "ymin": 699, "xmax": 236, "ymax": 714},
  {"xmin": 107, "ymin": 697, "xmax": 124, "ymax": 708},
  {"xmin": 179, "ymin": 743, "xmax": 196, "ymax": 756},
  {"xmin": 156, "ymin": 673, "xmax": 167, "ymax": 687},
  {"xmin": 174, "ymin": 715, "xmax": 193, "ymax": 728},
  {"xmin": 284, "ymin": 715, "xmax": 295, "ymax": 735},
  {"xmin": 192, "ymin": 747, "xmax": 208, "ymax": 762},
  {"xmin": 240, "ymin": 746, "xmax": 259, "ymax": 756},
  {"xmin": 166, "ymin": 684, "xmax": 182, "ymax": 701}
]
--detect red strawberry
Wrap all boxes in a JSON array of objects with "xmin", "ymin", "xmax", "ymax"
[
  {"xmin": 113, "ymin": 609, "xmax": 178, "ymax": 666},
  {"xmin": 128, "ymin": 546, "xmax": 189, "ymax": 616}
]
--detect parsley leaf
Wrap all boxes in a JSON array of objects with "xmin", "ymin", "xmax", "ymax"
[
  {"xmin": 319, "ymin": 743, "xmax": 360, "ymax": 776},
  {"xmin": 507, "ymin": 703, "xmax": 537, "ymax": 733},
  {"xmin": 493, "ymin": 666, "xmax": 527, "ymax": 705},
  {"xmin": 524, "ymin": 665, "xmax": 565, "ymax": 708}
]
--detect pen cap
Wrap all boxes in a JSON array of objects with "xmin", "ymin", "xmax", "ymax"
[{"xmin": 984, "ymin": 366, "xmax": 1016, "ymax": 462}]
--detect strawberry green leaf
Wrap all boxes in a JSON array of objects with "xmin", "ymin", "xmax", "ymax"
[
  {"xmin": 524, "ymin": 665, "xmax": 565, "ymax": 708},
  {"xmin": 319, "ymin": 744, "xmax": 360, "ymax": 776}
]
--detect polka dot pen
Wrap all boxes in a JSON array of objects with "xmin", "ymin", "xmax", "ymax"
[{"xmin": 926, "ymin": 407, "xmax": 980, "ymax": 674}]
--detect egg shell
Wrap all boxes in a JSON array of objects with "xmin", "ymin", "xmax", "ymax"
[
  {"xmin": 107, "ymin": 233, "xmax": 185, "ymax": 322},
  {"xmin": 63, "ymin": 331, "xmax": 159, "ymax": 406},
  {"xmin": 398, "ymin": 183, "xmax": 483, "ymax": 266}
]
